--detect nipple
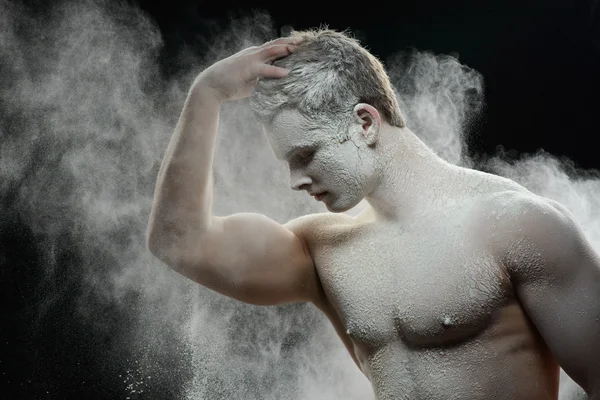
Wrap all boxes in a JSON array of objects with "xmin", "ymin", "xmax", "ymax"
[{"xmin": 441, "ymin": 315, "xmax": 455, "ymax": 328}]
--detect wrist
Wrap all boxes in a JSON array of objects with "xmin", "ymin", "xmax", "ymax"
[{"xmin": 192, "ymin": 73, "xmax": 226, "ymax": 104}]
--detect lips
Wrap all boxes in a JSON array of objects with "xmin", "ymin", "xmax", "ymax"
[{"xmin": 313, "ymin": 192, "xmax": 327, "ymax": 201}]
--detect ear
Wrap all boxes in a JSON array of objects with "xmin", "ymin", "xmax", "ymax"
[{"xmin": 353, "ymin": 103, "xmax": 381, "ymax": 146}]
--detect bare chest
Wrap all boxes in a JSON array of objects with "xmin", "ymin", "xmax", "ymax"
[{"xmin": 313, "ymin": 211, "xmax": 512, "ymax": 350}]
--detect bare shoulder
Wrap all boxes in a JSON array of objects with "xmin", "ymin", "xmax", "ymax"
[
  {"xmin": 480, "ymin": 189, "xmax": 572, "ymax": 224},
  {"xmin": 283, "ymin": 212, "xmax": 356, "ymax": 246},
  {"xmin": 478, "ymin": 189, "xmax": 579, "ymax": 271}
]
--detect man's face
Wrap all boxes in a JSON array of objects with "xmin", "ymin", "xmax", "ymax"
[{"xmin": 264, "ymin": 109, "xmax": 377, "ymax": 213}]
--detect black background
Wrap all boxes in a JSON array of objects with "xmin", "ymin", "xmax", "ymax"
[
  {"xmin": 2, "ymin": 0, "xmax": 599, "ymax": 399},
  {"xmin": 137, "ymin": 0, "xmax": 600, "ymax": 169}
]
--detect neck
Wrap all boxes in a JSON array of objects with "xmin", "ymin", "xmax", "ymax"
[{"xmin": 365, "ymin": 126, "xmax": 463, "ymax": 222}]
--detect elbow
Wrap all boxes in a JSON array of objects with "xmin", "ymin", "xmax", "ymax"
[
  {"xmin": 145, "ymin": 213, "xmax": 181, "ymax": 255},
  {"xmin": 146, "ymin": 217, "xmax": 210, "ymax": 257},
  {"xmin": 146, "ymin": 232, "xmax": 169, "ymax": 267},
  {"xmin": 146, "ymin": 229, "xmax": 199, "ymax": 273},
  {"xmin": 146, "ymin": 232, "xmax": 160, "ymax": 255},
  {"xmin": 145, "ymin": 216, "xmax": 161, "ymax": 254},
  {"xmin": 145, "ymin": 229, "xmax": 177, "ymax": 263},
  {"xmin": 145, "ymin": 220, "xmax": 182, "ymax": 257},
  {"xmin": 145, "ymin": 226, "xmax": 161, "ymax": 256}
]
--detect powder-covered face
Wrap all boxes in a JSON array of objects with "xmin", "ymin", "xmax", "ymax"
[{"xmin": 264, "ymin": 109, "xmax": 379, "ymax": 213}]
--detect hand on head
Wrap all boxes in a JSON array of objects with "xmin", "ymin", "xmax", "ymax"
[{"xmin": 196, "ymin": 36, "xmax": 303, "ymax": 103}]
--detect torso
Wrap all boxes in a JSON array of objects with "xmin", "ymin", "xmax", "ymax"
[{"xmin": 301, "ymin": 171, "xmax": 560, "ymax": 400}]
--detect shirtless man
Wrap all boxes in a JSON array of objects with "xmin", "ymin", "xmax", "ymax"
[{"xmin": 146, "ymin": 29, "xmax": 600, "ymax": 399}]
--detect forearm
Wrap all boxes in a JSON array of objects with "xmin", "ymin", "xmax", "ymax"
[{"xmin": 146, "ymin": 77, "xmax": 221, "ymax": 255}]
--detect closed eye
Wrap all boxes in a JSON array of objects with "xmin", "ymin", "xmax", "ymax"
[
  {"xmin": 287, "ymin": 146, "xmax": 317, "ymax": 166},
  {"xmin": 296, "ymin": 150, "xmax": 314, "ymax": 164},
  {"xmin": 300, "ymin": 149, "xmax": 314, "ymax": 159}
]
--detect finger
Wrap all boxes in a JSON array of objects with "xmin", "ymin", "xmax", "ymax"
[
  {"xmin": 262, "ymin": 36, "xmax": 303, "ymax": 47},
  {"xmin": 260, "ymin": 43, "xmax": 298, "ymax": 63},
  {"xmin": 256, "ymin": 63, "xmax": 291, "ymax": 79},
  {"xmin": 262, "ymin": 36, "xmax": 302, "ymax": 46}
]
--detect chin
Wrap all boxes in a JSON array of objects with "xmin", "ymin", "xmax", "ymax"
[{"xmin": 325, "ymin": 195, "xmax": 362, "ymax": 213}]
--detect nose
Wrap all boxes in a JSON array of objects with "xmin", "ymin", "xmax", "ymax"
[{"xmin": 290, "ymin": 169, "xmax": 312, "ymax": 191}]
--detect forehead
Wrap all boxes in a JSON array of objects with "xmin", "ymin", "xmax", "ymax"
[{"xmin": 264, "ymin": 109, "xmax": 326, "ymax": 160}]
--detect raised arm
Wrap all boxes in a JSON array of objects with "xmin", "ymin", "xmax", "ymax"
[{"xmin": 145, "ymin": 38, "xmax": 323, "ymax": 306}]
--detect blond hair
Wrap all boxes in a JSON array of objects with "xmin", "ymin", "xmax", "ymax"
[{"xmin": 250, "ymin": 28, "xmax": 406, "ymax": 129}]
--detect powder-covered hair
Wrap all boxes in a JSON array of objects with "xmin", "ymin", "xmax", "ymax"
[{"xmin": 249, "ymin": 28, "xmax": 406, "ymax": 129}]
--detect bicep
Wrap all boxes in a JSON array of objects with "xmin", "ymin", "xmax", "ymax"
[
  {"xmin": 504, "ymin": 198, "xmax": 600, "ymax": 393},
  {"xmin": 515, "ymin": 243, "xmax": 600, "ymax": 392},
  {"xmin": 174, "ymin": 213, "xmax": 319, "ymax": 306}
]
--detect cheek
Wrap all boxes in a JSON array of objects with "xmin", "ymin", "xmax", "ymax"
[
  {"xmin": 312, "ymin": 154, "xmax": 363, "ymax": 189},
  {"xmin": 328, "ymin": 148, "xmax": 362, "ymax": 177},
  {"xmin": 310, "ymin": 152, "xmax": 341, "ymax": 179}
]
